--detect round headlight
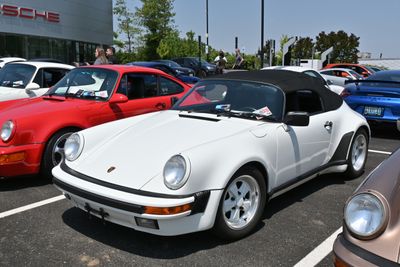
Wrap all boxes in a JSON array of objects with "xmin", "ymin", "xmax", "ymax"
[
  {"xmin": 64, "ymin": 133, "xmax": 84, "ymax": 161},
  {"xmin": 1, "ymin": 120, "xmax": 15, "ymax": 142},
  {"xmin": 344, "ymin": 193, "xmax": 386, "ymax": 239},
  {"xmin": 163, "ymin": 155, "xmax": 190, "ymax": 190}
]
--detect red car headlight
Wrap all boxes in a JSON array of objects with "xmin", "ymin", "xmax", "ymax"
[{"xmin": 1, "ymin": 120, "xmax": 16, "ymax": 142}]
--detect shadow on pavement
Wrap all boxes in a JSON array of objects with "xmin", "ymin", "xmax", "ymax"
[
  {"xmin": 370, "ymin": 123, "xmax": 400, "ymax": 140},
  {"xmin": 61, "ymin": 172, "xmax": 349, "ymax": 259},
  {"xmin": 62, "ymin": 208, "xmax": 230, "ymax": 259},
  {"xmin": 262, "ymin": 172, "xmax": 347, "ymax": 221},
  {"xmin": 0, "ymin": 175, "xmax": 50, "ymax": 192}
]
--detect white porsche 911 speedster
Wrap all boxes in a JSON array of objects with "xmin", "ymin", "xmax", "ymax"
[{"xmin": 53, "ymin": 70, "xmax": 370, "ymax": 240}]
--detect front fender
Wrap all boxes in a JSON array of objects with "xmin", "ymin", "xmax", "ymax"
[{"xmin": 141, "ymin": 131, "xmax": 277, "ymax": 195}]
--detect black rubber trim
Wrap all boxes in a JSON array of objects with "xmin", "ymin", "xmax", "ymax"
[
  {"xmin": 330, "ymin": 131, "xmax": 354, "ymax": 162},
  {"xmin": 61, "ymin": 161, "xmax": 194, "ymax": 199},
  {"xmin": 54, "ymin": 177, "xmax": 211, "ymax": 215},
  {"xmin": 336, "ymin": 234, "xmax": 400, "ymax": 267},
  {"xmin": 191, "ymin": 191, "xmax": 210, "ymax": 215},
  {"xmin": 179, "ymin": 113, "xmax": 220, "ymax": 122},
  {"xmin": 54, "ymin": 177, "xmax": 145, "ymax": 214},
  {"xmin": 269, "ymin": 159, "xmax": 347, "ymax": 196}
]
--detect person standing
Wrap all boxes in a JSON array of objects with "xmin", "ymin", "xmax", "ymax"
[
  {"xmin": 233, "ymin": 48, "xmax": 244, "ymax": 69},
  {"xmin": 106, "ymin": 46, "xmax": 119, "ymax": 64},
  {"xmin": 214, "ymin": 50, "xmax": 227, "ymax": 74},
  {"xmin": 93, "ymin": 47, "xmax": 108, "ymax": 65}
]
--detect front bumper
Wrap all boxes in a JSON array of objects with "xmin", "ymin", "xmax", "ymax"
[
  {"xmin": 333, "ymin": 234, "xmax": 399, "ymax": 267},
  {"xmin": 52, "ymin": 164, "xmax": 223, "ymax": 236},
  {"xmin": 0, "ymin": 143, "xmax": 44, "ymax": 177}
]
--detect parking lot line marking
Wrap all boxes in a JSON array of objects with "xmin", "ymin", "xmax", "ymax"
[
  {"xmin": 368, "ymin": 149, "xmax": 392, "ymax": 155},
  {"xmin": 294, "ymin": 227, "xmax": 342, "ymax": 267},
  {"xmin": 0, "ymin": 195, "xmax": 65, "ymax": 219}
]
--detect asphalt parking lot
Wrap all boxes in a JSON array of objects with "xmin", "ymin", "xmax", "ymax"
[{"xmin": 1, "ymin": 125, "xmax": 399, "ymax": 267}]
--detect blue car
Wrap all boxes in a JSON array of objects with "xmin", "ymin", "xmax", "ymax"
[
  {"xmin": 127, "ymin": 61, "xmax": 199, "ymax": 84},
  {"xmin": 343, "ymin": 70, "xmax": 400, "ymax": 128}
]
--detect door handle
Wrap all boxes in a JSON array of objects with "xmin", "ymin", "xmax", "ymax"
[
  {"xmin": 156, "ymin": 102, "xmax": 166, "ymax": 109},
  {"xmin": 324, "ymin": 121, "xmax": 333, "ymax": 128}
]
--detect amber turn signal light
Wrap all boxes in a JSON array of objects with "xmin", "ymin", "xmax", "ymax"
[
  {"xmin": 144, "ymin": 203, "xmax": 192, "ymax": 215},
  {"xmin": 0, "ymin": 152, "xmax": 25, "ymax": 165}
]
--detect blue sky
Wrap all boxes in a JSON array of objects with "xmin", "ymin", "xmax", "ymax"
[{"xmin": 115, "ymin": 0, "xmax": 400, "ymax": 58}]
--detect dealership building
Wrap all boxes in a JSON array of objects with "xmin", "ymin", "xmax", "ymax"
[{"xmin": 0, "ymin": 0, "xmax": 113, "ymax": 64}]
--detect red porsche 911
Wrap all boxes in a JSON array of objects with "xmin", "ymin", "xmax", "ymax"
[{"xmin": 0, "ymin": 65, "xmax": 192, "ymax": 178}]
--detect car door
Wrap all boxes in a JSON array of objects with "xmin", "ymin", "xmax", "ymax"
[
  {"xmin": 32, "ymin": 68, "xmax": 70, "ymax": 97},
  {"xmin": 274, "ymin": 89, "xmax": 334, "ymax": 187},
  {"xmin": 321, "ymin": 70, "xmax": 343, "ymax": 86},
  {"xmin": 109, "ymin": 72, "xmax": 185, "ymax": 118}
]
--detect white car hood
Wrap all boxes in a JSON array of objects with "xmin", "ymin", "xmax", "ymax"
[
  {"xmin": 0, "ymin": 86, "xmax": 26, "ymax": 100},
  {"xmin": 68, "ymin": 111, "xmax": 262, "ymax": 190},
  {"xmin": 0, "ymin": 86, "xmax": 45, "ymax": 101}
]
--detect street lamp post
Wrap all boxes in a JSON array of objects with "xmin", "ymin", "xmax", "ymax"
[
  {"xmin": 260, "ymin": 0, "xmax": 264, "ymax": 68},
  {"xmin": 206, "ymin": 0, "xmax": 209, "ymax": 61}
]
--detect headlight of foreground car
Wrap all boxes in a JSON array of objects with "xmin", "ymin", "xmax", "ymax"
[
  {"xmin": 64, "ymin": 133, "xmax": 84, "ymax": 161},
  {"xmin": 344, "ymin": 193, "xmax": 387, "ymax": 239},
  {"xmin": 1, "ymin": 120, "xmax": 15, "ymax": 142},
  {"xmin": 163, "ymin": 155, "xmax": 190, "ymax": 190}
]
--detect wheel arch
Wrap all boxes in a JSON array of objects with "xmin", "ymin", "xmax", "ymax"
[
  {"xmin": 358, "ymin": 125, "xmax": 371, "ymax": 141},
  {"xmin": 41, "ymin": 126, "xmax": 83, "ymax": 162},
  {"xmin": 234, "ymin": 161, "xmax": 270, "ymax": 197},
  {"xmin": 346, "ymin": 125, "xmax": 370, "ymax": 160}
]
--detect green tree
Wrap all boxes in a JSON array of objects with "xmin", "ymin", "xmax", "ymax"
[
  {"xmin": 157, "ymin": 29, "xmax": 183, "ymax": 58},
  {"xmin": 135, "ymin": 0, "xmax": 176, "ymax": 60},
  {"xmin": 182, "ymin": 31, "xmax": 199, "ymax": 57},
  {"xmin": 113, "ymin": 0, "xmax": 140, "ymax": 52},
  {"xmin": 315, "ymin": 30, "xmax": 360, "ymax": 63},
  {"xmin": 292, "ymin": 37, "xmax": 314, "ymax": 60},
  {"xmin": 112, "ymin": 32, "xmax": 125, "ymax": 50}
]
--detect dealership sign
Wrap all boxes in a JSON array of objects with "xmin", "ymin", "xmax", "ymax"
[{"xmin": 0, "ymin": 4, "xmax": 60, "ymax": 23}]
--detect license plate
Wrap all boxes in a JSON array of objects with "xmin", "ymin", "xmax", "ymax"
[{"xmin": 364, "ymin": 106, "xmax": 384, "ymax": 116}]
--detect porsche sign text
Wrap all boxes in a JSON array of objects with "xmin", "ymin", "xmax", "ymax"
[{"xmin": 0, "ymin": 4, "xmax": 60, "ymax": 23}]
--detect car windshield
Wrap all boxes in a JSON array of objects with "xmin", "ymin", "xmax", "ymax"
[
  {"xmin": 363, "ymin": 65, "xmax": 376, "ymax": 74},
  {"xmin": 0, "ymin": 63, "xmax": 36, "ymax": 89},
  {"xmin": 46, "ymin": 68, "xmax": 118, "ymax": 100},
  {"xmin": 172, "ymin": 80, "xmax": 284, "ymax": 121},
  {"xmin": 349, "ymin": 70, "xmax": 363, "ymax": 79}
]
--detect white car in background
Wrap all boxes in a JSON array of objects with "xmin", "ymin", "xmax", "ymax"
[
  {"xmin": 0, "ymin": 57, "xmax": 26, "ymax": 68},
  {"xmin": 0, "ymin": 61, "xmax": 74, "ymax": 101},
  {"xmin": 319, "ymin": 68, "xmax": 363, "ymax": 86},
  {"xmin": 262, "ymin": 66, "xmax": 345, "ymax": 95}
]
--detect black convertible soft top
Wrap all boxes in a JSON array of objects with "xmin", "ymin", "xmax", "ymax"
[{"xmin": 208, "ymin": 70, "xmax": 343, "ymax": 111}]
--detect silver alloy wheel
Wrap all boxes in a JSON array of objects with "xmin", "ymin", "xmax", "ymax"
[
  {"xmin": 222, "ymin": 175, "xmax": 261, "ymax": 230},
  {"xmin": 51, "ymin": 132, "xmax": 73, "ymax": 166},
  {"xmin": 351, "ymin": 133, "xmax": 367, "ymax": 171}
]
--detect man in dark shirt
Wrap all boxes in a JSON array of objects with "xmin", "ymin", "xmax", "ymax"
[{"xmin": 106, "ymin": 46, "xmax": 119, "ymax": 64}]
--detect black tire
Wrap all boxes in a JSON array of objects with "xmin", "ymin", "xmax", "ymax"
[
  {"xmin": 213, "ymin": 167, "xmax": 267, "ymax": 240},
  {"xmin": 197, "ymin": 69, "xmax": 207, "ymax": 78},
  {"xmin": 40, "ymin": 128, "xmax": 77, "ymax": 179},
  {"xmin": 345, "ymin": 128, "xmax": 368, "ymax": 178}
]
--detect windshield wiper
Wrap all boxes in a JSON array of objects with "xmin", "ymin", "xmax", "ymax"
[
  {"xmin": 237, "ymin": 112, "xmax": 277, "ymax": 122},
  {"xmin": 180, "ymin": 109, "xmax": 277, "ymax": 122},
  {"xmin": 212, "ymin": 107, "xmax": 277, "ymax": 122}
]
